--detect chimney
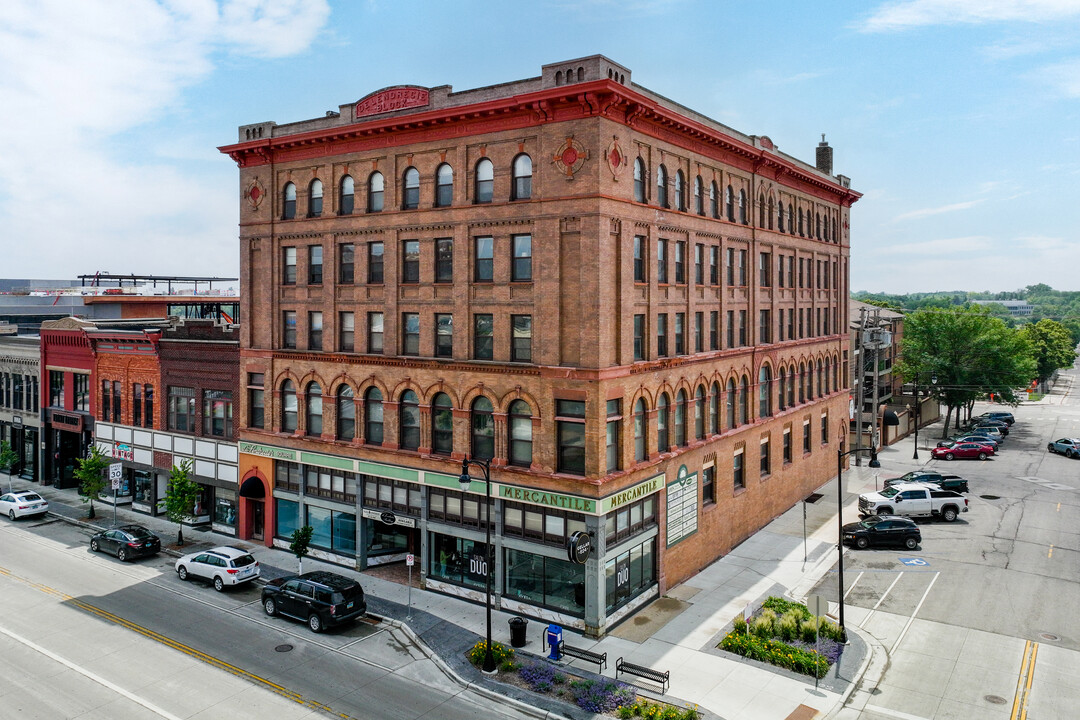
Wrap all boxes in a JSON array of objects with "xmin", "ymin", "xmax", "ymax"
[{"xmin": 816, "ymin": 134, "xmax": 833, "ymax": 176}]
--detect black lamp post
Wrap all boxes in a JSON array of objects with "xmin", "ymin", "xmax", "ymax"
[
  {"xmin": 837, "ymin": 446, "xmax": 879, "ymax": 635},
  {"xmin": 459, "ymin": 456, "xmax": 497, "ymax": 674},
  {"xmin": 911, "ymin": 373, "xmax": 938, "ymax": 460}
]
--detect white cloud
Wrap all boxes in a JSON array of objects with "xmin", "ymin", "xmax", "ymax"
[
  {"xmin": 893, "ymin": 199, "xmax": 983, "ymax": 221},
  {"xmin": 0, "ymin": 0, "xmax": 330, "ymax": 278},
  {"xmin": 858, "ymin": 0, "xmax": 1080, "ymax": 32},
  {"xmin": 873, "ymin": 235, "xmax": 990, "ymax": 255},
  {"xmin": 1031, "ymin": 59, "xmax": 1080, "ymax": 98}
]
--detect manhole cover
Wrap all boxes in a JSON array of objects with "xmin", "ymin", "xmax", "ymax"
[
  {"xmin": 275, "ymin": 644, "xmax": 294, "ymax": 653},
  {"xmin": 979, "ymin": 495, "xmax": 1000, "ymax": 500},
  {"xmin": 1040, "ymin": 633, "xmax": 1059, "ymax": 641},
  {"xmin": 985, "ymin": 695, "xmax": 1007, "ymax": 705}
]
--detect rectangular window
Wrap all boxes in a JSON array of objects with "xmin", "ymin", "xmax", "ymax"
[
  {"xmin": 111, "ymin": 380, "xmax": 121, "ymax": 422},
  {"xmin": 49, "ymin": 371, "xmax": 64, "ymax": 408},
  {"xmin": 657, "ymin": 239, "xmax": 668, "ymax": 284},
  {"xmin": 710, "ymin": 311, "xmax": 718, "ymax": 351},
  {"xmin": 738, "ymin": 249, "xmax": 747, "ymax": 286},
  {"xmin": 368, "ymin": 312, "xmax": 384, "ymax": 354},
  {"xmin": 710, "ymin": 246, "xmax": 719, "ymax": 284},
  {"xmin": 803, "ymin": 420, "xmax": 812, "ymax": 454},
  {"xmin": 475, "ymin": 236, "xmax": 493, "ymax": 282},
  {"xmin": 789, "ymin": 256, "xmax": 796, "ymax": 289},
  {"xmin": 339, "ymin": 243, "xmax": 354, "ymax": 284},
  {"xmin": 633, "ymin": 314, "xmax": 645, "ymax": 361},
  {"xmin": 283, "ymin": 247, "xmax": 296, "ymax": 285},
  {"xmin": 144, "ymin": 384, "xmax": 153, "ymax": 429},
  {"xmin": 759, "ymin": 309, "xmax": 771, "ymax": 344},
  {"xmin": 368, "ymin": 242, "xmax": 384, "ymax": 283},
  {"xmin": 101, "ymin": 380, "xmax": 111, "ymax": 421},
  {"xmin": 778, "ymin": 309, "xmax": 785, "ymax": 342},
  {"xmin": 726, "ymin": 310, "xmax": 735, "ymax": 349},
  {"xmin": 821, "ymin": 413, "xmax": 829, "ymax": 445},
  {"xmin": 308, "ymin": 312, "xmax": 323, "ymax": 351},
  {"xmin": 702, "ymin": 465, "xmax": 715, "ymax": 504},
  {"xmin": 473, "ymin": 314, "xmax": 493, "ymax": 360},
  {"xmin": 674, "ymin": 312, "xmax": 685, "ymax": 355},
  {"xmin": 203, "ymin": 390, "xmax": 233, "ymax": 437},
  {"xmin": 738, "ymin": 310, "xmax": 747, "ymax": 346},
  {"xmin": 633, "ymin": 236, "xmax": 646, "ymax": 283},
  {"xmin": 783, "ymin": 427, "xmax": 792, "ymax": 464},
  {"xmin": 132, "ymin": 383, "xmax": 142, "ymax": 427},
  {"xmin": 283, "ymin": 311, "xmax": 296, "ymax": 349},
  {"xmin": 511, "ymin": 315, "xmax": 532, "ymax": 363},
  {"xmin": 167, "ymin": 386, "xmax": 195, "ymax": 432},
  {"xmin": 694, "ymin": 312, "xmax": 704, "ymax": 353},
  {"xmin": 339, "ymin": 312, "xmax": 355, "ymax": 352},
  {"xmin": 512, "ymin": 234, "xmax": 532, "ymax": 282},
  {"xmin": 435, "ymin": 313, "xmax": 453, "ymax": 358},
  {"xmin": 759, "ymin": 251, "xmax": 771, "ymax": 287},
  {"xmin": 556, "ymin": 399, "xmax": 586, "ymax": 476},
  {"xmin": 248, "ymin": 373, "xmax": 265, "ymax": 430},
  {"xmin": 308, "ymin": 245, "xmax": 323, "ymax": 284},
  {"xmin": 402, "ymin": 313, "xmax": 419, "ymax": 356},
  {"xmin": 695, "ymin": 244, "xmax": 704, "ymax": 284},
  {"xmin": 435, "ymin": 238, "xmax": 453, "ymax": 283},
  {"xmin": 674, "ymin": 241, "xmax": 685, "ymax": 283},
  {"xmin": 73, "ymin": 374, "xmax": 89, "ymax": 412},
  {"xmin": 777, "ymin": 254, "xmax": 784, "ymax": 287},
  {"xmin": 402, "ymin": 240, "xmax": 420, "ymax": 283},
  {"xmin": 657, "ymin": 314, "xmax": 668, "ymax": 357},
  {"xmin": 733, "ymin": 449, "xmax": 745, "ymax": 489},
  {"xmin": 799, "ymin": 308, "xmax": 805, "ymax": 339},
  {"xmin": 788, "ymin": 309, "xmax": 795, "ymax": 340},
  {"xmin": 606, "ymin": 399, "xmax": 621, "ymax": 473},
  {"xmin": 760, "ymin": 437, "xmax": 771, "ymax": 477},
  {"xmin": 798, "ymin": 257, "xmax": 804, "ymax": 288},
  {"xmin": 726, "ymin": 247, "xmax": 735, "ymax": 286}
]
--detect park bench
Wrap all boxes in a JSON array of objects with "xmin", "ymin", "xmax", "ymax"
[
  {"xmin": 559, "ymin": 643, "xmax": 607, "ymax": 673},
  {"xmin": 616, "ymin": 657, "xmax": 669, "ymax": 694}
]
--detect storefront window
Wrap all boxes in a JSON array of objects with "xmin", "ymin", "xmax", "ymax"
[
  {"xmin": 333, "ymin": 512, "xmax": 356, "ymax": 555},
  {"xmin": 306, "ymin": 505, "xmax": 356, "ymax": 555},
  {"xmin": 505, "ymin": 548, "xmax": 585, "ymax": 617},
  {"xmin": 308, "ymin": 505, "xmax": 332, "ymax": 549},
  {"xmin": 214, "ymin": 489, "xmax": 237, "ymax": 526},
  {"xmin": 365, "ymin": 518, "xmax": 408, "ymax": 558},
  {"xmin": 134, "ymin": 470, "xmax": 155, "ymax": 505},
  {"xmin": 604, "ymin": 495, "xmax": 657, "ymax": 545},
  {"xmin": 604, "ymin": 537, "xmax": 657, "ymax": 614},
  {"xmin": 429, "ymin": 533, "xmax": 489, "ymax": 590},
  {"xmin": 276, "ymin": 499, "xmax": 299, "ymax": 538}
]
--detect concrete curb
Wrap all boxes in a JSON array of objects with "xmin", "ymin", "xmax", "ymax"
[{"xmin": 824, "ymin": 625, "xmax": 887, "ymax": 719}]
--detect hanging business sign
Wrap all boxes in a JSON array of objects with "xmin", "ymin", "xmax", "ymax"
[
  {"xmin": 360, "ymin": 507, "xmax": 416, "ymax": 528},
  {"xmin": 566, "ymin": 531, "xmax": 593, "ymax": 564},
  {"xmin": 465, "ymin": 549, "xmax": 490, "ymax": 586}
]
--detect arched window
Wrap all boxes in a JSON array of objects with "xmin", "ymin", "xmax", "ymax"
[
  {"xmin": 759, "ymin": 366, "xmax": 772, "ymax": 418},
  {"xmin": 778, "ymin": 368, "xmax": 787, "ymax": 411},
  {"xmin": 694, "ymin": 176, "xmax": 703, "ymax": 215},
  {"xmin": 778, "ymin": 201, "xmax": 786, "ymax": 232},
  {"xmin": 281, "ymin": 380, "xmax": 297, "ymax": 432},
  {"xmin": 508, "ymin": 399, "xmax": 533, "ymax": 467},
  {"xmin": 633, "ymin": 398, "xmax": 647, "ymax": 462},
  {"xmin": 798, "ymin": 208, "xmax": 805, "ymax": 236},
  {"xmin": 674, "ymin": 170, "xmax": 685, "ymax": 211},
  {"xmin": 399, "ymin": 390, "xmax": 420, "ymax": 451},
  {"xmin": 834, "ymin": 354, "xmax": 841, "ymax": 390},
  {"xmin": 305, "ymin": 382, "xmax": 322, "ymax": 436},
  {"xmin": 818, "ymin": 361, "xmax": 825, "ymax": 397},
  {"xmin": 739, "ymin": 375, "xmax": 749, "ymax": 425},
  {"xmin": 368, "ymin": 171, "xmax": 384, "ymax": 212},
  {"xmin": 402, "ymin": 167, "xmax": 420, "ymax": 209},
  {"xmin": 365, "ymin": 387, "xmax": 383, "ymax": 445},
  {"xmin": 337, "ymin": 386, "xmax": 355, "ymax": 440},
  {"xmin": 656, "ymin": 393, "xmax": 669, "ymax": 451},
  {"xmin": 816, "ymin": 212, "xmax": 822, "ymax": 239},
  {"xmin": 710, "ymin": 181, "xmax": 719, "ymax": 218},
  {"xmin": 709, "ymin": 382, "xmax": 720, "ymax": 435},
  {"xmin": 726, "ymin": 378, "xmax": 736, "ymax": 428},
  {"xmin": 308, "ymin": 179, "xmax": 323, "ymax": 217},
  {"xmin": 759, "ymin": 194, "xmax": 766, "ymax": 228},
  {"xmin": 435, "ymin": 163, "xmax": 453, "ymax": 207},
  {"xmin": 475, "ymin": 158, "xmax": 493, "ymax": 204},
  {"xmin": 695, "ymin": 386, "xmax": 706, "ymax": 440},
  {"xmin": 767, "ymin": 197, "xmax": 775, "ymax": 230},
  {"xmin": 471, "ymin": 397, "xmax": 495, "ymax": 460},
  {"xmin": 799, "ymin": 363, "xmax": 806, "ymax": 403},
  {"xmin": 656, "ymin": 165, "xmax": 668, "ymax": 208},
  {"xmin": 675, "ymin": 390, "xmax": 687, "ymax": 447},
  {"xmin": 283, "ymin": 182, "xmax": 296, "ymax": 220},
  {"xmin": 787, "ymin": 367, "xmax": 795, "ymax": 408},
  {"xmin": 339, "ymin": 175, "xmax": 354, "ymax": 215},
  {"xmin": 823, "ymin": 215, "xmax": 829, "ymax": 242},
  {"xmin": 431, "ymin": 393, "xmax": 453, "ymax": 455},
  {"xmin": 634, "ymin": 157, "xmax": 646, "ymax": 202},
  {"xmin": 512, "ymin": 154, "xmax": 532, "ymax": 200},
  {"xmin": 725, "ymin": 185, "xmax": 734, "ymax": 221},
  {"xmin": 738, "ymin": 189, "xmax": 747, "ymax": 224}
]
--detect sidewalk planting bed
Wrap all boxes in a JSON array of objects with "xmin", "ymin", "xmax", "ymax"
[
  {"xmin": 467, "ymin": 640, "xmax": 699, "ymax": 719},
  {"xmin": 718, "ymin": 597, "xmax": 844, "ymax": 679}
]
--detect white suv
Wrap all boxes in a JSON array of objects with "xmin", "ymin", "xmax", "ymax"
[{"xmin": 175, "ymin": 546, "xmax": 260, "ymax": 592}]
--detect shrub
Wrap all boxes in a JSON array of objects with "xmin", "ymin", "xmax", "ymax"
[
  {"xmin": 762, "ymin": 596, "xmax": 811, "ymax": 619},
  {"xmin": 820, "ymin": 618, "xmax": 844, "ymax": 642},
  {"xmin": 732, "ymin": 616, "xmax": 748, "ymax": 634},
  {"xmin": 720, "ymin": 630, "xmax": 829, "ymax": 678},
  {"xmin": 519, "ymin": 660, "xmax": 557, "ymax": 692},
  {"xmin": 750, "ymin": 615, "xmax": 774, "ymax": 639},
  {"xmin": 777, "ymin": 612, "xmax": 800, "ymax": 642},
  {"xmin": 466, "ymin": 639, "xmax": 514, "ymax": 668}
]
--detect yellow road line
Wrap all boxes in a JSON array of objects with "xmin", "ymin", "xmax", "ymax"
[
  {"xmin": 0, "ymin": 565, "xmax": 356, "ymax": 719},
  {"xmin": 1011, "ymin": 640, "xmax": 1039, "ymax": 720},
  {"xmin": 1048, "ymin": 545, "xmax": 1054, "ymax": 559},
  {"xmin": 1020, "ymin": 643, "xmax": 1038, "ymax": 720}
]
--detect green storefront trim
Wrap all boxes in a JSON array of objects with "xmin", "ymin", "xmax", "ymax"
[{"xmin": 300, "ymin": 452, "xmax": 354, "ymax": 471}]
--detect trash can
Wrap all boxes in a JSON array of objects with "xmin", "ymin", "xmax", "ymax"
[{"xmin": 509, "ymin": 617, "xmax": 528, "ymax": 648}]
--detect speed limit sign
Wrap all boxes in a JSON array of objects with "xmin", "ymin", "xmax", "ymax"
[{"xmin": 109, "ymin": 463, "xmax": 123, "ymax": 489}]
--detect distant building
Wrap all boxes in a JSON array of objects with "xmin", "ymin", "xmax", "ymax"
[{"xmin": 971, "ymin": 300, "xmax": 1033, "ymax": 316}]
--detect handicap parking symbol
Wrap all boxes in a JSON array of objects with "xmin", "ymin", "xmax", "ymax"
[{"xmin": 899, "ymin": 557, "xmax": 929, "ymax": 566}]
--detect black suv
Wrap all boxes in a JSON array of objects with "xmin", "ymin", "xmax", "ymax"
[
  {"xmin": 262, "ymin": 571, "xmax": 367, "ymax": 633},
  {"xmin": 842, "ymin": 515, "xmax": 921, "ymax": 550}
]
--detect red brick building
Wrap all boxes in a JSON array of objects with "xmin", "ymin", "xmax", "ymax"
[{"xmin": 221, "ymin": 56, "xmax": 859, "ymax": 636}]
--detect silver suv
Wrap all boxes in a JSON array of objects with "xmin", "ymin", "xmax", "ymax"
[{"xmin": 175, "ymin": 546, "xmax": 260, "ymax": 592}]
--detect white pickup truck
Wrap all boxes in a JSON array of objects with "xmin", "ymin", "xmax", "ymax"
[{"xmin": 858, "ymin": 483, "xmax": 968, "ymax": 522}]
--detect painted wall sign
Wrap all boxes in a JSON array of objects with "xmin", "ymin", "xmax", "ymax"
[
  {"xmin": 355, "ymin": 86, "xmax": 430, "ymax": 119},
  {"xmin": 239, "ymin": 441, "xmax": 297, "ymax": 461},
  {"xmin": 498, "ymin": 485, "xmax": 595, "ymax": 513},
  {"xmin": 112, "ymin": 442, "xmax": 134, "ymax": 462},
  {"xmin": 566, "ymin": 530, "xmax": 593, "ymax": 564},
  {"xmin": 600, "ymin": 475, "xmax": 664, "ymax": 514},
  {"xmin": 666, "ymin": 465, "xmax": 698, "ymax": 547}
]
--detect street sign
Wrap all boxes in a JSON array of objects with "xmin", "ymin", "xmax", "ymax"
[
  {"xmin": 406, "ymin": 553, "xmax": 415, "ymax": 566},
  {"xmin": 109, "ymin": 463, "xmax": 123, "ymax": 489},
  {"xmin": 899, "ymin": 557, "xmax": 929, "ymax": 566},
  {"xmin": 807, "ymin": 594, "xmax": 828, "ymax": 618}
]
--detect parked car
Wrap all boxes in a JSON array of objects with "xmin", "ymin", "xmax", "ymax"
[
  {"xmin": 262, "ymin": 571, "xmax": 367, "ymax": 633},
  {"xmin": 175, "ymin": 546, "xmax": 260, "ymax": 592},
  {"xmin": 932, "ymin": 442, "xmax": 996, "ymax": 460},
  {"xmin": 858, "ymin": 483, "xmax": 968, "ymax": 521},
  {"xmin": 1047, "ymin": 438, "xmax": 1080, "ymax": 458},
  {"xmin": 843, "ymin": 515, "xmax": 922, "ymax": 550},
  {"xmin": 937, "ymin": 434, "xmax": 999, "ymax": 450},
  {"xmin": 0, "ymin": 491, "xmax": 49, "ymax": 520},
  {"xmin": 979, "ymin": 411, "xmax": 1015, "ymax": 425},
  {"xmin": 884, "ymin": 471, "xmax": 969, "ymax": 493},
  {"xmin": 971, "ymin": 420, "xmax": 1008, "ymax": 437},
  {"xmin": 90, "ymin": 524, "xmax": 161, "ymax": 561}
]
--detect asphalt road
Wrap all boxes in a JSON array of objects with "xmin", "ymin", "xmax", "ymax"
[
  {"xmin": 0, "ymin": 517, "xmax": 535, "ymax": 720},
  {"xmin": 817, "ymin": 369, "xmax": 1080, "ymax": 720}
]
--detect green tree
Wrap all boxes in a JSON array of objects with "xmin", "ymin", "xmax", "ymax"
[
  {"xmin": 1018, "ymin": 319, "xmax": 1077, "ymax": 385},
  {"xmin": 289, "ymin": 525, "xmax": 314, "ymax": 574},
  {"xmin": 73, "ymin": 444, "xmax": 110, "ymax": 519},
  {"xmin": 164, "ymin": 459, "xmax": 200, "ymax": 546},
  {"xmin": 0, "ymin": 441, "xmax": 18, "ymax": 493}
]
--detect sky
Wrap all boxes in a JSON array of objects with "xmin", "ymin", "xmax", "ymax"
[{"xmin": 2, "ymin": 0, "xmax": 1079, "ymax": 295}]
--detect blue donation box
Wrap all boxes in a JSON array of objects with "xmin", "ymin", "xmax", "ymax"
[{"xmin": 546, "ymin": 624, "xmax": 563, "ymax": 661}]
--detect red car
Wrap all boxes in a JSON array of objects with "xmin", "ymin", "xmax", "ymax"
[{"xmin": 932, "ymin": 441, "xmax": 995, "ymax": 460}]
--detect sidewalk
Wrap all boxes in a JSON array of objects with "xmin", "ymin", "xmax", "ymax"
[{"xmin": 3, "ymin": 423, "xmax": 962, "ymax": 720}]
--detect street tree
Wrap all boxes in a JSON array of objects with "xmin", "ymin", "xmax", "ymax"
[
  {"xmin": 74, "ymin": 444, "xmax": 110, "ymax": 519},
  {"xmin": 1018, "ymin": 319, "xmax": 1077, "ymax": 387},
  {"xmin": 0, "ymin": 441, "xmax": 18, "ymax": 492},
  {"xmin": 164, "ymin": 459, "xmax": 200, "ymax": 546},
  {"xmin": 290, "ymin": 525, "xmax": 313, "ymax": 574}
]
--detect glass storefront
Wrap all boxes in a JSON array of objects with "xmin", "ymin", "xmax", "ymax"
[
  {"xmin": 604, "ymin": 537, "xmax": 657, "ymax": 614},
  {"xmin": 505, "ymin": 547, "xmax": 585, "ymax": 616},
  {"xmin": 276, "ymin": 498, "xmax": 299, "ymax": 538},
  {"xmin": 429, "ymin": 532, "xmax": 489, "ymax": 590},
  {"xmin": 365, "ymin": 518, "xmax": 408, "ymax": 558},
  {"xmin": 134, "ymin": 470, "xmax": 155, "ymax": 505},
  {"xmin": 214, "ymin": 488, "xmax": 238, "ymax": 527},
  {"xmin": 307, "ymin": 505, "xmax": 356, "ymax": 555}
]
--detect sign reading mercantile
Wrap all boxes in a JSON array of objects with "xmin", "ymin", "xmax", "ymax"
[
  {"xmin": 599, "ymin": 474, "xmax": 665, "ymax": 514},
  {"xmin": 239, "ymin": 442, "xmax": 297, "ymax": 461},
  {"xmin": 498, "ymin": 485, "xmax": 596, "ymax": 513}
]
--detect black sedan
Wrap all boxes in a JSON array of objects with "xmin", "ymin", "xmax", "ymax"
[
  {"xmin": 90, "ymin": 524, "xmax": 162, "ymax": 561},
  {"xmin": 842, "ymin": 516, "xmax": 921, "ymax": 550}
]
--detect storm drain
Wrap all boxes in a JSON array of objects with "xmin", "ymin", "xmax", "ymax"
[
  {"xmin": 804, "ymin": 493, "xmax": 825, "ymax": 504},
  {"xmin": 275, "ymin": 644, "xmax": 294, "ymax": 653},
  {"xmin": 984, "ymin": 695, "xmax": 1007, "ymax": 705},
  {"xmin": 979, "ymin": 495, "xmax": 1000, "ymax": 500}
]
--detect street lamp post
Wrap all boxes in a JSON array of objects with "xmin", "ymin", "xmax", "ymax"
[
  {"xmin": 459, "ymin": 457, "xmax": 497, "ymax": 674},
  {"xmin": 837, "ymin": 446, "xmax": 879, "ymax": 636},
  {"xmin": 911, "ymin": 373, "xmax": 937, "ymax": 460}
]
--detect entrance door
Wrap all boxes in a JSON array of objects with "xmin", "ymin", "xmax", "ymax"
[{"xmin": 251, "ymin": 501, "xmax": 264, "ymax": 541}]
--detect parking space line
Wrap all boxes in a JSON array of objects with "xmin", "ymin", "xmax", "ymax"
[
  {"xmin": 889, "ymin": 571, "xmax": 940, "ymax": 655},
  {"xmin": 860, "ymin": 572, "xmax": 903, "ymax": 628},
  {"xmin": 843, "ymin": 571, "xmax": 864, "ymax": 600}
]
